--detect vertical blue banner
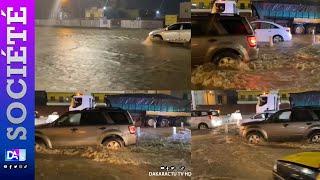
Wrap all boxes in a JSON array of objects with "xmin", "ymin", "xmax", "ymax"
[{"xmin": 0, "ymin": 0, "xmax": 34, "ymax": 179}]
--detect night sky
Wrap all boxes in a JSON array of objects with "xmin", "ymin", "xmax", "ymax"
[{"xmin": 36, "ymin": 0, "xmax": 190, "ymax": 18}]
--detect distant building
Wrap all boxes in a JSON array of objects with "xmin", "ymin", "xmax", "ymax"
[
  {"xmin": 191, "ymin": 90, "xmax": 237, "ymax": 108},
  {"xmin": 180, "ymin": 2, "xmax": 191, "ymax": 19}
]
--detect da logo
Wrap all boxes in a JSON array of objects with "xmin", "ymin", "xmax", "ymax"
[{"xmin": 5, "ymin": 149, "xmax": 26, "ymax": 162}]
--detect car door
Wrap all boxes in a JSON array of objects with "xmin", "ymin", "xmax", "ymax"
[
  {"xmin": 289, "ymin": 109, "xmax": 319, "ymax": 140},
  {"xmin": 252, "ymin": 22, "xmax": 271, "ymax": 42},
  {"xmin": 180, "ymin": 23, "xmax": 191, "ymax": 43},
  {"xmin": 162, "ymin": 23, "xmax": 181, "ymax": 42},
  {"xmin": 76, "ymin": 110, "xmax": 111, "ymax": 146},
  {"xmin": 262, "ymin": 109, "xmax": 292, "ymax": 141},
  {"xmin": 191, "ymin": 17, "xmax": 219, "ymax": 65},
  {"xmin": 43, "ymin": 112, "xmax": 81, "ymax": 147}
]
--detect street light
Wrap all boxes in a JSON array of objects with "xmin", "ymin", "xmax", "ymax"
[
  {"xmin": 156, "ymin": 10, "xmax": 160, "ymax": 15},
  {"xmin": 103, "ymin": 6, "xmax": 106, "ymax": 10}
]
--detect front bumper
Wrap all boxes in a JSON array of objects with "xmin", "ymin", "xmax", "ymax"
[{"xmin": 273, "ymin": 171, "xmax": 285, "ymax": 180}]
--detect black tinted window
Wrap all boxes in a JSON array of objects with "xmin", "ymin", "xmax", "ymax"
[
  {"xmin": 168, "ymin": 24, "xmax": 181, "ymax": 30},
  {"xmin": 192, "ymin": 19, "xmax": 210, "ymax": 36},
  {"xmin": 218, "ymin": 18, "xmax": 252, "ymax": 35},
  {"xmin": 312, "ymin": 110, "xmax": 320, "ymax": 121},
  {"xmin": 108, "ymin": 111, "xmax": 131, "ymax": 125},
  {"xmin": 80, "ymin": 111, "xmax": 107, "ymax": 125},
  {"xmin": 291, "ymin": 109, "xmax": 318, "ymax": 122},
  {"xmin": 183, "ymin": 23, "xmax": 191, "ymax": 30}
]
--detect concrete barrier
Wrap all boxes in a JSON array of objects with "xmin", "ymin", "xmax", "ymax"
[
  {"xmin": 60, "ymin": 19, "xmax": 81, "ymax": 27},
  {"xmin": 80, "ymin": 19, "xmax": 112, "ymax": 28},
  {"xmin": 121, "ymin": 20, "xmax": 163, "ymax": 29},
  {"xmin": 36, "ymin": 19, "xmax": 163, "ymax": 29}
]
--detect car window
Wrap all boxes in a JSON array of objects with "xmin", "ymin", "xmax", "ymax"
[
  {"xmin": 291, "ymin": 109, "xmax": 318, "ymax": 122},
  {"xmin": 107, "ymin": 111, "xmax": 131, "ymax": 125},
  {"xmin": 217, "ymin": 17, "xmax": 252, "ymax": 35},
  {"xmin": 270, "ymin": 110, "xmax": 291, "ymax": 123},
  {"xmin": 215, "ymin": 3, "xmax": 225, "ymax": 13},
  {"xmin": 80, "ymin": 111, "xmax": 107, "ymax": 125},
  {"xmin": 56, "ymin": 113, "xmax": 81, "ymax": 127},
  {"xmin": 168, "ymin": 24, "xmax": 181, "ymax": 31},
  {"xmin": 192, "ymin": 19, "xmax": 210, "ymax": 36},
  {"xmin": 312, "ymin": 110, "xmax": 320, "ymax": 121},
  {"xmin": 183, "ymin": 23, "xmax": 191, "ymax": 30},
  {"xmin": 260, "ymin": 22, "xmax": 279, "ymax": 29},
  {"xmin": 192, "ymin": 111, "xmax": 212, "ymax": 117},
  {"xmin": 254, "ymin": 113, "xmax": 265, "ymax": 119},
  {"xmin": 258, "ymin": 97, "xmax": 267, "ymax": 107},
  {"xmin": 278, "ymin": 111, "xmax": 291, "ymax": 122}
]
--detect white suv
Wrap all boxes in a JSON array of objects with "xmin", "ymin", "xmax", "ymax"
[
  {"xmin": 149, "ymin": 22, "xmax": 191, "ymax": 43},
  {"xmin": 188, "ymin": 110, "xmax": 222, "ymax": 129}
]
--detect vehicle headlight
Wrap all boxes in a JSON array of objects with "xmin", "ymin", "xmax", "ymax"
[
  {"xmin": 149, "ymin": 32, "xmax": 154, "ymax": 36},
  {"xmin": 301, "ymin": 167, "xmax": 314, "ymax": 175}
]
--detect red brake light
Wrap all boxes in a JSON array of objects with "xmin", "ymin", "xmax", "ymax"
[
  {"xmin": 247, "ymin": 36, "xmax": 257, "ymax": 47},
  {"xmin": 128, "ymin": 125, "xmax": 136, "ymax": 134}
]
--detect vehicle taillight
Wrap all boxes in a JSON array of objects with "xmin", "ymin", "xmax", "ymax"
[
  {"xmin": 247, "ymin": 36, "xmax": 257, "ymax": 47},
  {"xmin": 209, "ymin": 115, "xmax": 213, "ymax": 120},
  {"xmin": 128, "ymin": 125, "xmax": 136, "ymax": 134}
]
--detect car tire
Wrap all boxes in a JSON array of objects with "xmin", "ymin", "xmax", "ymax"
[
  {"xmin": 153, "ymin": 35, "xmax": 163, "ymax": 41},
  {"xmin": 198, "ymin": 123, "xmax": 208, "ymax": 130},
  {"xmin": 273, "ymin": 35, "xmax": 283, "ymax": 43},
  {"xmin": 246, "ymin": 132, "xmax": 265, "ymax": 145},
  {"xmin": 309, "ymin": 131, "xmax": 320, "ymax": 143},
  {"xmin": 103, "ymin": 137, "xmax": 124, "ymax": 150},
  {"xmin": 213, "ymin": 51, "xmax": 241, "ymax": 69},
  {"xmin": 35, "ymin": 138, "xmax": 47, "ymax": 151},
  {"xmin": 294, "ymin": 25, "xmax": 305, "ymax": 34}
]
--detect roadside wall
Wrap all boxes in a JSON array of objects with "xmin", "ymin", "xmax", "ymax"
[
  {"xmin": 36, "ymin": 19, "xmax": 163, "ymax": 29},
  {"xmin": 120, "ymin": 20, "xmax": 163, "ymax": 29}
]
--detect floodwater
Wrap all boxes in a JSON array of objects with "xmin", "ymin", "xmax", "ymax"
[
  {"xmin": 192, "ymin": 35, "xmax": 320, "ymax": 90},
  {"xmin": 191, "ymin": 127, "xmax": 320, "ymax": 179},
  {"xmin": 36, "ymin": 27, "xmax": 190, "ymax": 91},
  {"xmin": 35, "ymin": 127, "xmax": 191, "ymax": 180}
]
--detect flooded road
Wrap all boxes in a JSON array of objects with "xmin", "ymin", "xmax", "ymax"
[
  {"xmin": 36, "ymin": 127, "xmax": 191, "ymax": 180},
  {"xmin": 191, "ymin": 127, "xmax": 320, "ymax": 180},
  {"xmin": 192, "ymin": 35, "xmax": 320, "ymax": 90},
  {"xmin": 36, "ymin": 27, "xmax": 190, "ymax": 91}
]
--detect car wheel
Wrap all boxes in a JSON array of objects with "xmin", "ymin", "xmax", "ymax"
[
  {"xmin": 214, "ymin": 52, "xmax": 241, "ymax": 69},
  {"xmin": 273, "ymin": 35, "xmax": 283, "ymax": 43},
  {"xmin": 35, "ymin": 138, "xmax": 47, "ymax": 151},
  {"xmin": 294, "ymin": 25, "xmax": 305, "ymax": 34},
  {"xmin": 153, "ymin": 35, "xmax": 163, "ymax": 41},
  {"xmin": 246, "ymin": 132, "xmax": 264, "ymax": 145},
  {"xmin": 103, "ymin": 138, "xmax": 123, "ymax": 150},
  {"xmin": 309, "ymin": 132, "xmax": 320, "ymax": 143},
  {"xmin": 198, "ymin": 123, "xmax": 208, "ymax": 130}
]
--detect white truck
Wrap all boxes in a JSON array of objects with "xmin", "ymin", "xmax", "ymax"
[
  {"xmin": 69, "ymin": 93, "xmax": 96, "ymax": 111},
  {"xmin": 256, "ymin": 91, "xmax": 280, "ymax": 114}
]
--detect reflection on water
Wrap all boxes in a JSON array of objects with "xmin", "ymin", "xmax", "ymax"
[{"xmin": 36, "ymin": 27, "xmax": 190, "ymax": 91}]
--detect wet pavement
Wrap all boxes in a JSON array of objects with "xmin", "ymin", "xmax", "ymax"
[
  {"xmin": 192, "ymin": 35, "xmax": 320, "ymax": 90},
  {"xmin": 191, "ymin": 127, "xmax": 320, "ymax": 180},
  {"xmin": 36, "ymin": 127, "xmax": 191, "ymax": 180},
  {"xmin": 36, "ymin": 27, "xmax": 190, "ymax": 91}
]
